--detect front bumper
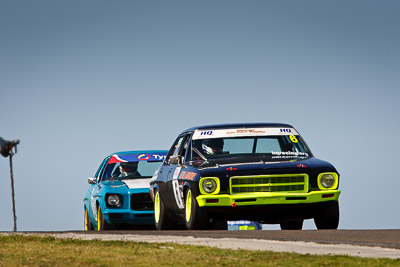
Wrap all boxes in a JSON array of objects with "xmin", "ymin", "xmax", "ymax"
[
  {"xmin": 101, "ymin": 188, "xmax": 155, "ymax": 225},
  {"xmin": 196, "ymin": 190, "xmax": 340, "ymax": 207},
  {"xmin": 104, "ymin": 209, "xmax": 154, "ymax": 225},
  {"xmin": 196, "ymin": 191, "xmax": 340, "ymax": 222}
]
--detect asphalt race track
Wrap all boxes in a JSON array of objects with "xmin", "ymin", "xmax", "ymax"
[
  {"xmin": 6, "ymin": 230, "xmax": 400, "ymax": 259},
  {"xmin": 67, "ymin": 229, "xmax": 400, "ymax": 249}
]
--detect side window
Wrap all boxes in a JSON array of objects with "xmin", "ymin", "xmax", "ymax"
[
  {"xmin": 172, "ymin": 136, "xmax": 184, "ymax": 157},
  {"xmin": 94, "ymin": 158, "xmax": 108, "ymax": 178},
  {"xmin": 165, "ymin": 133, "xmax": 192, "ymax": 164},
  {"xmin": 102, "ymin": 163, "xmax": 115, "ymax": 181},
  {"xmin": 94, "ymin": 157, "xmax": 109, "ymax": 182},
  {"xmin": 180, "ymin": 134, "xmax": 192, "ymax": 162},
  {"xmin": 98, "ymin": 157, "xmax": 111, "ymax": 181},
  {"xmin": 165, "ymin": 135, "xmax": 185, "ymax": 164}
]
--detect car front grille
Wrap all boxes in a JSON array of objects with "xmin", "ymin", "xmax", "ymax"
[
  {"xmin": 230, "ymin": 174, "xmax": 308, "ymax": 194},
  {"xmin": 131, "ymin": 193, "xmax": 154, "ymax": 211}
]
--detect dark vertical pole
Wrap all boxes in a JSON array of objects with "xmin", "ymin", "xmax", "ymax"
[{"xmin": 9, "ymin": 152, "xmax": 17, "ymax": 232}]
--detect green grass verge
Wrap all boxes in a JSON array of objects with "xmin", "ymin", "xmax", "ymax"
[{"xmin": 0, "ymin": 235, "xmax": 398, "ymax": 266}]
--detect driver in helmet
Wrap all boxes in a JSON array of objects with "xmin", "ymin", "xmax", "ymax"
[
  {"xmin": 202, "ymin": 138, "xmax": 224, "ymax": 156},
  {"xmin": 119, "ymin": 162, "xmax": 141, "ymax": 177}
]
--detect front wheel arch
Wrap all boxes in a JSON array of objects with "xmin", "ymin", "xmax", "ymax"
[
  {"xmin": 154, "ymin": 189, "xmax": 176, "ymax": 230},
  {"xmin": 96, "ymin": 201, "xmax": 111, "ymax": 231},
  {"xmin": 84, "ymin": 205, "xmax": 94, "ymax": 231},
  {"xmin": 184, "ymin": 187, "xmax": 209, "ymax": 230},
  {"xmin": 183, "ymin": 182, "xmax": 192, "ymax": 192},
  {"xmin": 152, "ymin": 183, "xmax": 160, "ymax": 195},
  {"xmin": 314, "ymin": 201, "xmax": 340, "ymax": 230}
]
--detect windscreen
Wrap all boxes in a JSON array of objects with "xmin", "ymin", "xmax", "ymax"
[
  {"xmin": 101, "ymin": 152, "xmax": 167, "ymax": 181},
  {"xmin": 103, "ymin": 161, "xmax": 162, "ymax": 180},
  {"xmin": 190, "ymin": 127, "xmax": 311, "ymax": 160}
]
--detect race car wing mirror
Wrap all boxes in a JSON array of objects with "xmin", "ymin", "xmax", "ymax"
[
  {"xmin": 170, "ymin": 155, "xmax": 180, "ymax": 165},
  {"xmin": 88, "ymin": 177, "xmax": 97, "ymax": 184}
]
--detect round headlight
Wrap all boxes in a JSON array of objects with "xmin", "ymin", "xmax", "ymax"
[
  {"xmin": 202, "ymin": 179, "xmax": 217, "ymax": 194},
  {"xmin": 320, "ymin": 174, "xmax": 335, "ymax": 188},
  {"xmin": 107, "ymin": 194, "xmax": 121, "ymax": 207}
]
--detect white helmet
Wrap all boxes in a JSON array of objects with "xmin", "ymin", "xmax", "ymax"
[{"xmin": 202, "ymin": 139, "xmax": 224, "ymax": 155}]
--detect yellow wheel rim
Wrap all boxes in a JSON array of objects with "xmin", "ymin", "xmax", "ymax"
[
  {"xmin": 84, "ymin": 209, "xmax": 89, "ymax": 231},
  {"xmin": 185, "ymin": 190, "xmax": 192, "ymax": 223},
  {"xmin": 154, "ymin": 191, "xmax": 160, "ymax": 224},
  {"xmin": 97, "ymin": 206, "xmax": 101, "ymax": 231}
]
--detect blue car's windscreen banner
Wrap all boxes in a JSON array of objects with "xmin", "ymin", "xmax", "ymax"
[{"xmin": 109, "ymin": 152, "xmax": 167, "ymax": 164}]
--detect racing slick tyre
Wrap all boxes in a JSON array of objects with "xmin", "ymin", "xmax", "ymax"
[
  {"xmin": 97, "ymin": 205, "xmax": 111, "ymax": 231},
  {"xmin": 280, "ymin": 220, "xmax": 304, "ymax": 230},
  {"xmin": 84, "ymin": 207, "xmax": 94, "ymax": 231},
  {"xmin": 314, "ymin": 201, "xmax": 340, "ymax": 230},
  {"xmin": 185, "ymin": 188, "xmax": 209, "ymax": 230},
  {"xmin": 154, "ymin": 190, "xmax": 175, "ymax": 230}
]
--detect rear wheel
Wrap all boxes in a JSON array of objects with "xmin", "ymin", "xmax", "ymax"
[
  {"xmin": 314, "ymin": 201, "xmax": 340, "ymax": 230},
  {"xmin": 280, "ymin": 220, "xmax": 303, "ymax": 230},
  {"xmin": 97, "ymin": 205, "xmax": 111, "ymax": 231},
  {"xmin": 185, "ymin": 188, "xmax": 209, "ymax": 230},
  {"xmin": 84, "ymin": 207, "xmax": 94, "ymax": 231},
  {"xmin": 154, "ymin": 190, "xmax": 175, "ymax": 230}
]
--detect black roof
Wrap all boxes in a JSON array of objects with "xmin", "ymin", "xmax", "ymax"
[{"xmin": 183, "ymin": 123, "xmax": 294, "ymax": 133}]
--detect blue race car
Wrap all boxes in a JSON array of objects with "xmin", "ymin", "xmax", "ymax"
[{"xmin": 84, "ymin": 150, "xmax": 167, "ymax": 231}]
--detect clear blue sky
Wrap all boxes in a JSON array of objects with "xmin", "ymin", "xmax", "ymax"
[{"xmin": 1, "ymin": 0, "xmax": 399, "ymax": 231}]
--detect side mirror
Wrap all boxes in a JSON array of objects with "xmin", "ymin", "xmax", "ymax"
[
  {"xmin": 88, "ymin": 177, "xmax": 97, "ymax": 184},
  {"xmin": 170, "ymin": 155, "xmax": 180, "ymax": 165}
]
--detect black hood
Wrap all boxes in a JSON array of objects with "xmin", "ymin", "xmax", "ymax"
[{"xmin": 189, "ymin": 156, "xmax": 337, "ymax": 177}]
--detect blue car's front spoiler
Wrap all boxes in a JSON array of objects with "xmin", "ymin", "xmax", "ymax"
[{"xmin": 104, "ymin": 209, "xmax": 154, "ymax": 225}]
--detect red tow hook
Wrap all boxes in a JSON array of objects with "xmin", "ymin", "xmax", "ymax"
[{"xmin": 232, "ymin": 202, "xmax": 237, "ymax": 207}]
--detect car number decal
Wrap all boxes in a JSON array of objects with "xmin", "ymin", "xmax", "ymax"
[
  {"xmin": 289, "ymin": 135, "xmax": 298, "ymax": 143},
  {"xmin": 171, "ymin": 167, "xmax": 184, "ymax": 209},
  {"xmin": 90, "ymin": 189, "xmax": 97, "ymax": 221},
  {"xmin": 172, "ymin": 167, "xmax": 181, "ymax": 180},
  {"xmin": 172, "ymin": 180, "xmax": 184, "ymax": 209},
  {"xmin": 90, "ymin": 187, "xmax": 100, "ymax": 221}
]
